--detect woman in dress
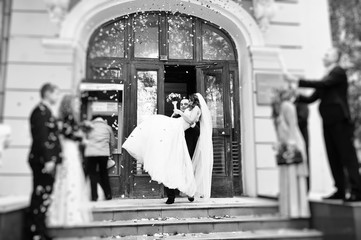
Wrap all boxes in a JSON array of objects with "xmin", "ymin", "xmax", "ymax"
[
  {"xmin": 47, "ymin": 94, "xmax": 93, "ymax": 226},
  {"xmin": 122, "ymin": 93, "xmax": 213, "ymax": 200},
  {"xmin": 271, "ymin": 87, "xmax": 310, "ymax": 218}
]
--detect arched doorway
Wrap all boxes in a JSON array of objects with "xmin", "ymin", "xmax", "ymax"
[{"xmin": 83, "ymin": 12, "xmax": 241, "ymax": 197}]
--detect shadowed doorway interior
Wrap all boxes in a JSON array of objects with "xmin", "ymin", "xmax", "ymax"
[{"xmin": 164, "ymin": 65, "xmax": 197, "ymax": 117}]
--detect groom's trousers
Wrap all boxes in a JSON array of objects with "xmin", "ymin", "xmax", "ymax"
[
  {"xmin": 165, "ymin": 125, "xmax": 200, "ymax": 198},
  {"xmin": 26, "ymin": 162, "xmax": 55, "ymax": 240}
]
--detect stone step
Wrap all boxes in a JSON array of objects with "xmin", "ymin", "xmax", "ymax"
[
  {"xmin": 49, "ymin": 215, "xmax": 311, "ymax": 238},
  {"xmin": 54, "ymin": 229, "xmax": 323, "ymax": 240},
  {"xmin": 91, "ymin": 197, "xmax": 279, "ymax": 221},
  {"xmin": 92, "ymin": 200, "xmax": 279, "ymax": 221}
]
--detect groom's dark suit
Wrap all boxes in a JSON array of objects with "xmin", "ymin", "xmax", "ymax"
[
  {"xmin": 297, "ymin": 66, "xmax": 361, "ymax": 198},
  {"xmin": 27, "ymin": 102, "xmax": 62, "ymax": 239},
  {"xmin": 165, "ymin": 116, "xmax": 200, "ymax": 199}
]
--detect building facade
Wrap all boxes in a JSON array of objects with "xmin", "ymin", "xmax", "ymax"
[{"xmin": 0, "ymin": 0, "xmax": 335, "ymax": 199}]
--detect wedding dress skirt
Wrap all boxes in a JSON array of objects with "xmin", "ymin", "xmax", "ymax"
[
  {"xmin": 123, "ymin": 115, "xmax": 196, "ymax": 197},
  {"xmin": 47, "ymin": 139, "xmax": 93, "ymax": 226}
]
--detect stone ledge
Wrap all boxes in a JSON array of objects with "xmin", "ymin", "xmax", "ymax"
[
  {"xmin": 0, "ymin": 195, "xmax": 28, "ymax": 240},
  {"xmin": 310, "ymin": 199, "xmax": 361, "ymax": 240},
  {"xmin": 0, "ymin": 195, "xmax": 29, "ymax": 213}
]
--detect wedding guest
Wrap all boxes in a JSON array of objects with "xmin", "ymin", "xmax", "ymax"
[
  {"xmin": 26, "ymin": 83, "xmax": 62, "ymax": 240},
  {"xmin": 84, "ymin": 115, "xmax": 116, "ymax": 201},
  {"xmin": 285, "ymin": 47, "xmax": 361, "ymax": 202},
  {"xmin": 272, "ymin": 88, "xmax": 310, "ymax": 218},
  {"xmin": 47, "ymin": 94, "xmax": 92, "ymax": 226}
]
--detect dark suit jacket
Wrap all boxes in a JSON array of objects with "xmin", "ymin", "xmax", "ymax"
[
  {"xmin": 295, "ymin": 101, "xmax": 309, "ymax": 129},
  {"xmin": 297, "ymin": 66, "xmax": 351, "ymax": 126},
  {"xmin": 171, "ymin": 114, "xmax": 200, "ymax": 158},
  {"xmin": 29, "ymin": 103, "xmax": 62, "ymax": 165}
]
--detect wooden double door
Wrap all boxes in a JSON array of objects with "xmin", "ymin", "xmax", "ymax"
[{"xmin": 118, "ymin": 62, "xmax": 241, "ymax": 198}]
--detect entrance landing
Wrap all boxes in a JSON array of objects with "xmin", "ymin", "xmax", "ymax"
[{"xmin": 90, "ymin": 197, "xmax": 278, "ymax": 210}]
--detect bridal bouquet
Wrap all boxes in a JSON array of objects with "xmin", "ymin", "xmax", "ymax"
[{"xmin": 166, "ymin": 93, "xmax": 181, "ymax": 109}]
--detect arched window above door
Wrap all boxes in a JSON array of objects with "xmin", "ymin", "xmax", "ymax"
[
  {"xmin": 87, "ymin": 12, "xmax": 237, "ymax": 74},
  {"xmin": 88, "ymin": 20, "xmax": 126, "ymax": 59},
  {"xmin": 202, "ymin": 25, "xmax": 235, "ymax": 61}
]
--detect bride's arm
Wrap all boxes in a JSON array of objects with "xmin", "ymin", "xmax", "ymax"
[{"xmin": 174, "ymin": 106, "xmax": 201, "ymax": 124}]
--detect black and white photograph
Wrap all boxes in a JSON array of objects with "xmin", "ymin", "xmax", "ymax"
[{"xmin": 0, "ymin": 0, "xmax": 361, "ymax": 239}]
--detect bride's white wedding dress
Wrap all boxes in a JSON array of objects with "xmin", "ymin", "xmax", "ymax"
[
  {"xmin": 47, "ymin": 118, "xmax": 92, "ymax": 226},
  {"xmin": 123, "ymin": 93, "xmax": 213, "ymax": 199},
  {"xmin": 123, "ymin": 114, "xmax": 197, "ymax": 196}
]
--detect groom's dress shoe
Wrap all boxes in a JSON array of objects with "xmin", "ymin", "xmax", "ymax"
[
  {"xmin": 166, "ymin": 197, "xmax": 175, "ymax": 204},
  {"xmin": 188, "ymin": 197, "xmax": 194, "ymax": 202},
  {"xmin": 322, "ymin": 192, "xmax": 344, "ymax": 200}
]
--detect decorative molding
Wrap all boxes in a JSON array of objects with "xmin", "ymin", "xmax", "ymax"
[
  {"xmin": 253, "ymin": 0, "xmax": 278, "ymax": 31},
  {"xmin": 43, "ymin": 0, "xmax": 71, "ymax": 26}
]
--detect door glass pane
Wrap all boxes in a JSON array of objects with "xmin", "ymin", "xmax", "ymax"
[
  {"xmin": 204, "ymin": 69, "xmax": 224, "ymax": 128},
  {"xmin": 230, "ymin": 72, "xmax": 235, "ymax": 128},
  {"xmin": 89, "ymin": 20, "xmax": 125, "ymax": 59},
  {"xmin": 168, "ymin": 15, "xmax": 194, "ymax": 59},
  {"xmin": 134, "ymin": 14, "xmax": 159, "ymax": 58},
  {"xmin": 137, "ymin": 70, "xmax": 158, "ymax": 125},
  {"xmin": 202, "ymin": 25, "xmax": 235, "ymax": 60}
]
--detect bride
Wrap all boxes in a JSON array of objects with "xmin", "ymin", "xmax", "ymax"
[
  {"xmin": 47, "ymin": 94, "xmax": 92, "ymax": 226},
  {"xmin": 122, "ymin": 93, "xmax": 213, "ymax": 199}
]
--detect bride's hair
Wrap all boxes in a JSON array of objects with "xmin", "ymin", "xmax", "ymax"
[
  {"xmin": 58, "ymin": 94, "xmax": 78, "ymax": 122},
  {"xmin": 189, "ymin": 94, "xmax": 201, "ymax": 110}
]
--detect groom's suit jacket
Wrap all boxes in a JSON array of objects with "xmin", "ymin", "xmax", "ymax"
[
  {"xmin": 29, "ymin": 102, "xmax": 62, "ymax": 165},
  {"xmin": 297, "ymin": 66, "xmax": 351, "ymax": 126},
  {"xmin": 172, "ymin": 114, "xmax": 200, "ymax": 158}
]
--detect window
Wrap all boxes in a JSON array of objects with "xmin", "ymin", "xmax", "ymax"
[
  {"xmin": 168, "ymin": 15, "xmax": 194, "ymax": 59},
  {"xmin": 202, "ymin": 24, "xmax": 235, "ymax": 60},
  {"xmin": 137, "ymin": 70, "xmax": 158, "ymax": 124},
  {"xmin": 133, "ymin": 14, "xmax": 159, "ymax": 58},
  {"xmin": 88, "ymin": 20, "xmax": 126, "ymax": 59}
]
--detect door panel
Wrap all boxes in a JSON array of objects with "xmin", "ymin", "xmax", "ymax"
[
  {"xmin": 198, "ymin": 64, "xmax": 233, "ymax": 196},
  {"xmin": 229, "ymin": 66, "xmax": 242, "ymax": 195},
  {"xmin": 127, "ymin": 64, "xmax": 165, "ymax": 198}
]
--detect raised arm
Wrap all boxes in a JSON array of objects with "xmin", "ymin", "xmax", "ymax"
[
  {"xmin": 175, "ymin": 106, "xmax": 201, "ymax": 125},
  {"xmin": 296, "ymin": 90, "xmax": 320, "ymax": 104},
  {"xmin": 299, "ymin": 71, "xmax": 346, "ymax": 90}
]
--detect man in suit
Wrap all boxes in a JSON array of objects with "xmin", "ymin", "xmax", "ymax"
[
  {"xmin": 26, "ymin": 83, "xmax": 62, "ymax": 240},
  {"xmin": 286, "ymin": 47, "xmax": 361, "ymax": 202},
  {"xmin": 165, "ymin": 98, "xmax": 200, "ymax": 204}
]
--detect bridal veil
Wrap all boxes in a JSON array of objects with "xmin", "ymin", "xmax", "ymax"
[{"xmin": 192, "ymin": 93, "xmax": 213, "ymax": 199}]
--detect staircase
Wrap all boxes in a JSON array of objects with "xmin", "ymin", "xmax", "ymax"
[{"xmin": 50, "ymin": 198, "xmax": 323, "ymax": 240}]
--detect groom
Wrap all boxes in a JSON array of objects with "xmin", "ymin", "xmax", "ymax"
[
  {"xmin": 26, "ymin": 83, "xmax": 62, "ymax": 240},
  {"xmin": 165, "ymin": 98, "xmax": 200, "ymax": 204}
]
